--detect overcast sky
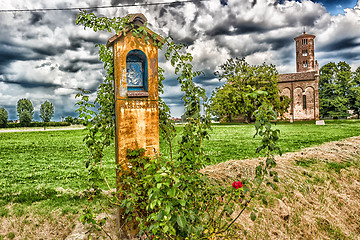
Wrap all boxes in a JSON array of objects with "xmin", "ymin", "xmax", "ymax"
[{"xmin": 0, "ymin": 0, "xmax": 360, "ymax": 120}]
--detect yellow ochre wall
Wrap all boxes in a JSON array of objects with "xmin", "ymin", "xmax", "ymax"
[{"xmin": 112, "ymin": 33, "xmax": 159, "ymax": 169}]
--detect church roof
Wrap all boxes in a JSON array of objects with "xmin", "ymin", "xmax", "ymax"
[
  {"xmin": 294, "ymin": 32, "xmax": 316, "ymax": 40},
  {"xmin": 278, "ymin": 71, "xmax": 317, "ymax": 83}
]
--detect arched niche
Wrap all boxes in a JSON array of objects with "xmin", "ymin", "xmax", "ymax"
[
  {"xmin": 294, "ymin": 87, "xmax": 303, "ymax": 119},
  {"xmin": 294, "ymin": 87, "xmax": 303, "ymax": 104},
  {"xmin": 126, "ymin": 49, "xmax": 148, "ymax": 97},
  {"xmin": 304, "ymin": 86, "xmax": 315, "ymax": 117},
  {"xmin": 280, "ymin": 88, "xmax": 291, "ymax": 99},
  {"xmin": 280, "ymin": 88, "xmax": 291, "ymax": 119}
]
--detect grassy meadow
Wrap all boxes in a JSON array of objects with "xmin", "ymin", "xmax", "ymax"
[
  {"xmin": 204, "ymin": 119, "xmax": 360, "ymax": 165},
  {"xmin": 0, "ymin": 119, "xmax": 360, "ymax": 232},
  {"xmin": 0, "ymin": 130, "xmax": 114, "ymax": 221}
]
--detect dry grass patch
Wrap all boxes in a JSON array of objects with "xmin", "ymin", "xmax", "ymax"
[
  {"xmin": 0, "ymin": 206, "xmax": 76, "ymax": 239},
  {"xmin": 201, "ymin": 136, "xmax": 360, "ymax": 239}
]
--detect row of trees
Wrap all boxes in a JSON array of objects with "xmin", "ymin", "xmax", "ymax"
[
  {"xmin": 319, "ymin": 62, "xmax": 360, "ymax": 119},
  {"xmin": 64, "ymin": 115, "xmax": 83, "ymax": 125},
  {"xmin": 0, "ymin": 99, "xmax": 54, "ymax": 127}
]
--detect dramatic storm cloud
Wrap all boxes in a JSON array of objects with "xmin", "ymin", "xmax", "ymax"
[{"xmin": 0, "ymin": 0, "xmax": 359, "ymax": 120}]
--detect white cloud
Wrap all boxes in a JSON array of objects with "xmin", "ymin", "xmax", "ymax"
[
  {"xmin": 54, "ymin": 88, "xmax": 77, "ymax": 96},
  {"xmin": 189, "ymin": 38, "xmax": 230, "ymax": 72}
]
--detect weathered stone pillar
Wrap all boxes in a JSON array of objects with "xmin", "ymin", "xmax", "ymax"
[{"xmin": 106, "ymin": 13, "xmax": 161, "ymax": 238}]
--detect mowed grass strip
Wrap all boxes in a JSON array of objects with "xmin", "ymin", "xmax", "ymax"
[
  {"xmin": 205, "ymin": 119, "xmax": 360, "ymax": 165},
  {"xmin": 0, "ymin": 119, "xmax": 360, "ymax": 210},
  {"xmin": 0, "ymin": 130, "xmax": 115, "ymax": 213}
]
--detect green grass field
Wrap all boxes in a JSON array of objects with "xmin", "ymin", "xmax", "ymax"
[
  {"xmin": 204, "ymin": 120, "xmax": 360, "ymax": 165},
  {"xmin": 1, "ymin": 120, "xmax": 360, "ymax": 215},
  {"xmin": 0, "ymin": 130, "xmax": 113, "ymax": 219}
]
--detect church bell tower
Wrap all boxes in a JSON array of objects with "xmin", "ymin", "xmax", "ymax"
[{"xmin": 294, "ymin": 32, "xmax": 316, "ymax": 72}]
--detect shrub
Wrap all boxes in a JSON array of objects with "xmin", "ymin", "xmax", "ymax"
[
  {"xmin": 5, "ymin": 122, "xmax": 70, "ymax": 128},
  {"xmin": 65, "ymin": 116, "xmax": 74, "ymax": 124}
]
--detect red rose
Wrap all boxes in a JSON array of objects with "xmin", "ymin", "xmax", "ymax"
[{"xmin": 232, "ymin": 181, "xmax": 243, "ymax": 189}]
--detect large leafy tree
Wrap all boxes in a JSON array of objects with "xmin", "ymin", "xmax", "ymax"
[
  {"xmin": 0, "ymin": 107, "xmax": 8, "ymax": 127},
  {"xmin": 319, "ymin": 61, "xmax": 353, "ymax": 118},
  {"xmin": 210, "ymin": 57, "xmax": 291, "ymax": 122},
  {"xmin": 40, "ymin": 100, "xmax": 55, "ymax": 122},
  {"xmin": 17, "ymin": 98, "xmax": 34, "ymax": 126}
]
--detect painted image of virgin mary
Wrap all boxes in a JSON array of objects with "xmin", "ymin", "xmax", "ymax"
[{"xmin": 127, "ymin": 62, "xmax": 143, "ymax": 87}]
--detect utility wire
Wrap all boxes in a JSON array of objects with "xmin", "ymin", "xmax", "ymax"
[{"xmin": 0, "ymin": 0, "xmax": 209, "ymax": 13}]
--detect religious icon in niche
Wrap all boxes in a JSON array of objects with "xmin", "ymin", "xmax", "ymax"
[
  {"xmin": 126, "ymin": 49, "xmax": 148, "ymax": 97},
  {"xmin": 127, "ymin": 62, "xmax": 143, "ymax": 87}
]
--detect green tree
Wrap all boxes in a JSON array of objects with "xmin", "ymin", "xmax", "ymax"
[
  {"xmin": 319, "ymin": 61, "xmax": 352, "ymax": 118},
  {"xmin": 210, "ymin": 57, "xmax": 291, "ymax": 122},
  {"xmin": 65, "ymin": 116, "xmax": 74, "ymax": 124},
  {"xmin": 17, "ymin": 98, "xmax": 34, "ymax": 126},
  {"xmin": 0, "ymin": 107, "xmax": 8, "ymax": 127},
  {"xmin": 40, "ymin": 101, "xmax": 54, "ymax": 122}
]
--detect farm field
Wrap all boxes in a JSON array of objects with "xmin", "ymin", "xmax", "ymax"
[{"xmin": 0, "ymin": 119, "xmax": 360, "ymax": 238}]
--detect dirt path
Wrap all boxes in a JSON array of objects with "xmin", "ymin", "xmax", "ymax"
[{"xmin": 0, "ymin": 125, "xmax": 85, "ymax": 133}]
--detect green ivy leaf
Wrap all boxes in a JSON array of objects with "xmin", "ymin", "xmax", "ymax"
[
  {"xmin": 156, "ymin": 210, "xmax": 164, "ymax": 221},
  {"xmin": 179, "ymin": 199, "xmax": 186, "ymax": 207},
  {"xmin": 177, "ymin": 214, "xmax": 187, "ymax": 229},
  {"xmin": 167, "ymin": 187, "xmax": 176, "ymax": 198},
  {"xmin": 150, "ymin": 201, "xmax": 156, "ymax": 210}
]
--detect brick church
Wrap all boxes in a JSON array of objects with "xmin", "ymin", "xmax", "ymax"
[{"xmin": 278, "ymin": 32, "xmax": 320, "ymax": 121}]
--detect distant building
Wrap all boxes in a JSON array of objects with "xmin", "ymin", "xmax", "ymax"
[
  {"xmin": 170, "ymin": 117, "xmax": 182, "ymax": 123},
  {"xmin": 278, "ymin": 32, "xmax": 320, "ymax": 121}
]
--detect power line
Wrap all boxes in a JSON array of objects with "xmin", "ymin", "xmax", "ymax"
[{"xmin": 0, "ymin": 0, "xmax": 209, "ymax": 13}]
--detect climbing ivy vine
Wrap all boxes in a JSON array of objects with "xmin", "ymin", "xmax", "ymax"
[{"xmin": 75, "ymin": 11, "xmax": 281, "ymax": 239}]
